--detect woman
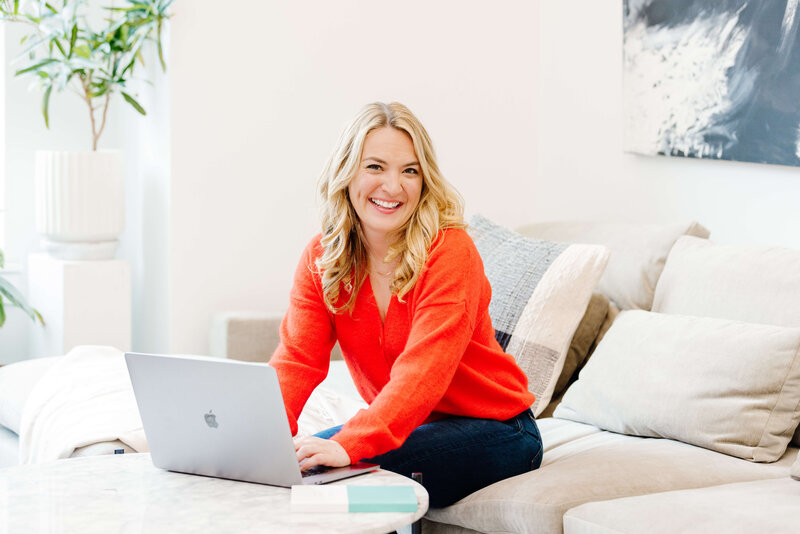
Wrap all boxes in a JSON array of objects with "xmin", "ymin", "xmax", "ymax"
[{"xmin": 270, "ymin": 102, "xmax": 542, "ymax": 507}]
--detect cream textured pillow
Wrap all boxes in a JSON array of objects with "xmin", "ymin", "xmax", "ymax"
[
  {"xmin": 555, "ymin": 310, "xmax": 800, "ymax": 462},
  {"xmin": 653, "ymin": 236, "xmax": 800, "ymax": 327},
  {"xmin": 653, "ymin": 236, "xmax": 800, "ymax": 447},
  {"xmin": 516, "ymin": 221, "xmax": 709, "ymax": 311},
  {"xmin": 469, "ymin": 215, "xmax": 609, "ymax": 416},
  {"xmin": 792, "ymin": 455, "xmax": 800, "ymax": 481}
]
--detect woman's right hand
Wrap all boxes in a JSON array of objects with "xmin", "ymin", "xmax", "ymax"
[{"xmin": 294, "ymin": 435, "xmax": 350, "ymax": 470}]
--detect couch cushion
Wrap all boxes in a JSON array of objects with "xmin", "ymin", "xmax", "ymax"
[
  {"xmin": 468, "ymin": 215, "xmax": 609, "ymax": 415},
  {"xmin": 563, "ymin": 475, "xmax": 800, "ymax": 534},
  {"xmin": 420, "ymin": 520, "xmax": 482, "ymax": 534},
  {"xmin": 517, "ymin": 221, "xmax": 709, "ymax": 311},
  {"xmin": 0, "ymin": 356, "xmax": 61, "ymax": 433},
  {"xmin": 653, "ymin": 236, "xmax": 800, "ymax": 447},
  {"xmin": 653, "ymin": 236, "xmax": 800, "ymax": 326},
  {"xmin": 555, "ymin": 311, "xmax": 800, "ymax": 462},
  {"xmin": 793, "ymin": 454, "xmax": 800, "ymax": 481},
  {"xmin": 536, "ymin": 417, "xmax": 606, "ymax": 450},
  {"xmin": 425, "ymin": 418, "xmax": 796, "ymax": 534}
]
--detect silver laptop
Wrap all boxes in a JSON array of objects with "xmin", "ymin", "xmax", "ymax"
[{"xmin": 124, "ymin": 352, "xmax": 379, "ymax": 486}]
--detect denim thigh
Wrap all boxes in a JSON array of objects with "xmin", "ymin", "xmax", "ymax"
[{"xmin": 314, "ymin": 409, "xmax": 543, "ymax": 508}]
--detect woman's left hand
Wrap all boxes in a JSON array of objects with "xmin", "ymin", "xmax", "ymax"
[{"xmin": 294, "ymin": 435, "xmax": 350, "ymax": 470}]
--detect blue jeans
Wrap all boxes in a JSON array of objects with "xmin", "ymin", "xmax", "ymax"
[{"xmin": 314, "ymin": 408, "xmax": 543, "ymax": 508}]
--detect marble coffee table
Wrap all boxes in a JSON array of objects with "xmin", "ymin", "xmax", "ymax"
[{"xmin": 0, "ymin": 453, "xmax": 428, "ymax": 533}]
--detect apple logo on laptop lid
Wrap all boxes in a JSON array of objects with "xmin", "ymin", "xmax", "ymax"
[{"xmin": 204, "ymin": 410, "xmax": 219, "ymax": 428}]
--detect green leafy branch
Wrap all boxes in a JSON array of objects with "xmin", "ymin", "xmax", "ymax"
[
  {"xmin": 0, "ymin": 0, "xmax": 173, "ymax": 150},
  {"xmin": 0, "ymin": 249, "xmax": 44, "ymax": 328}
]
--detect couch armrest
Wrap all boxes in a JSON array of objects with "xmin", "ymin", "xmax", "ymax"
[
  {"xmin": 210, "ymin": 312, "xmax": 343, "ymax": 362},
  {"xmin": 209, "ymin": 312, "xmax": 283, "ymax": 362}
]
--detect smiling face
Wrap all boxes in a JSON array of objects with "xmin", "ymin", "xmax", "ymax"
[{"xmin": 348, "ymin": 127, "xmax": 423, "ymax": 247}]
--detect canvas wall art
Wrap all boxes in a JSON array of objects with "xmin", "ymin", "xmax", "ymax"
[{"xmin": 623, "ymin": 0, "xmax": 800, "ymax": 167}]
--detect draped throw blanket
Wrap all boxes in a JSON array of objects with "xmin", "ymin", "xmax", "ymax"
[
  {"xmin": 19, "ymin": 345, "xmax": 148, "ymax": 464},
  {"xmin": 18, "ymin": 345, "xmax": 364, "ymax": 464}
]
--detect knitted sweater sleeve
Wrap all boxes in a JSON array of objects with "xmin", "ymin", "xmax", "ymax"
[
  {"xmin": 269, "ymin": 238, "xmax": 337, "ymax": 435},
  {"xmin": 332, "ymin": 231, "xmax": 483, "ymax": 462}
]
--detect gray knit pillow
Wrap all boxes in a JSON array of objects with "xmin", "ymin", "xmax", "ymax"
[{"xmin": 468, "ymin": 215, "xmax": 609, "ymax": 415}]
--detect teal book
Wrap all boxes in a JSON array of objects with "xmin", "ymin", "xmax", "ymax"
[{"xmin": 346, "ymin": 485, "xmax": 418, "ymax": 513}]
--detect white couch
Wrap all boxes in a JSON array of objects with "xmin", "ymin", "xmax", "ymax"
[{"xmin": 210, "ymin": 220, "xmax": 800, "ymax": 534}]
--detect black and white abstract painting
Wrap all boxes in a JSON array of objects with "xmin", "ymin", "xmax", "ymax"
[{"xmin": 623, "ymin": 0, "xmax": 800, "ymax": 167}]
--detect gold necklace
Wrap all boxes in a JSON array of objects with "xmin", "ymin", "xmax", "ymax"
[{"xmin": 368, "ymin": 257, "xmax": 396, "ymax": 278}]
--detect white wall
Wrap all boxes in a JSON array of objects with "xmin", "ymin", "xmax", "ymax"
[
  {"xmin": 118, "ymin": 39, "xmax": 171, "ymax": 355},
  {"xmin": 535, "ymin": 2, "xmax": 800, "ymax": 249},
  {"xmin": 169, "ymin": 0, "xmax": 540, "ymax": 353}
]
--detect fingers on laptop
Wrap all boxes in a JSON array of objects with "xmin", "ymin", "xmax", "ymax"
[{"xmin": 294, "ymin": 436, "xmax": 349, "ymax": 470}]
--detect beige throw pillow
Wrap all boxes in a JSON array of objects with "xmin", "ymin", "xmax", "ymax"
[
  {"xmin": 653, "ymin": 236, "xmax": 800, "ymax": 327},
  {"xmin": 516, "ymin": 221, "xmax": 709, "ymax": 311},
  {"xmin": 792, "ymin": 454, "xmax": 800, "ymax": 481},
  {"xmin": 653, "ymin": 236, "xmax": 800, "ymax": 447},
  {"xmin": 555, "ymin": 310, "xmax": 800, "ymax": 462}
]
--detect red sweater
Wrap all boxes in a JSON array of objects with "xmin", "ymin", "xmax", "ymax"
[{"xmin": 270, "ymin": 228, "xmax": 535, "ymax": 462}]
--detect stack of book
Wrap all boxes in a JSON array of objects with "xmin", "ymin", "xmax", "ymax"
[{"xmin": 291, "ymin": 485, "xmax": 418, "ymax": 513}]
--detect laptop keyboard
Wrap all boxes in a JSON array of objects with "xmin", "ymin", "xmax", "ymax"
[{"xmin": 301, "ymin": 465, "xmax": 334, "ymax": 477}]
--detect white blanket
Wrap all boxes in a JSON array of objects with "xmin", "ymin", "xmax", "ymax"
[
  {"xmin": 19, "ymin": 346, "xmax": 148, "ymax": 464},
  {"xmin": 18, "ymin": 346, "xmax": 366, "ymax": 464}
]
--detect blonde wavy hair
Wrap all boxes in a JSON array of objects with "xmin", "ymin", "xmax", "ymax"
[{"xmin": 316, "ymin": 102, "xmax": 465, "ymax": 313}]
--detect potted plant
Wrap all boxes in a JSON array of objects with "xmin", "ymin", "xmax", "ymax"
[
  {"xmin": 0, "ymin": 248, "xmax": 43, "ymax": 328},
  {"xmin": 0, "ymin": 0, "xmax": 172, "ymax": 260}
]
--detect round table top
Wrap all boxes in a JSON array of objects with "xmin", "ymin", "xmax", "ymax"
[{"xmin": 0, "ymin": 453, "xmax": 428, "ymax": 533}]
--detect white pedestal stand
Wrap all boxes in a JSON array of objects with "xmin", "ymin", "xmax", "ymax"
[{"xmin": 27, "ymin": 254, "xmax": 131, "ymax": 358}]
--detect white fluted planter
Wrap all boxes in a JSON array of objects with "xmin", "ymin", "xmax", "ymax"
[{"xmin": 35, "ymin": 150, "xmax": 125, "ymax": 260}]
